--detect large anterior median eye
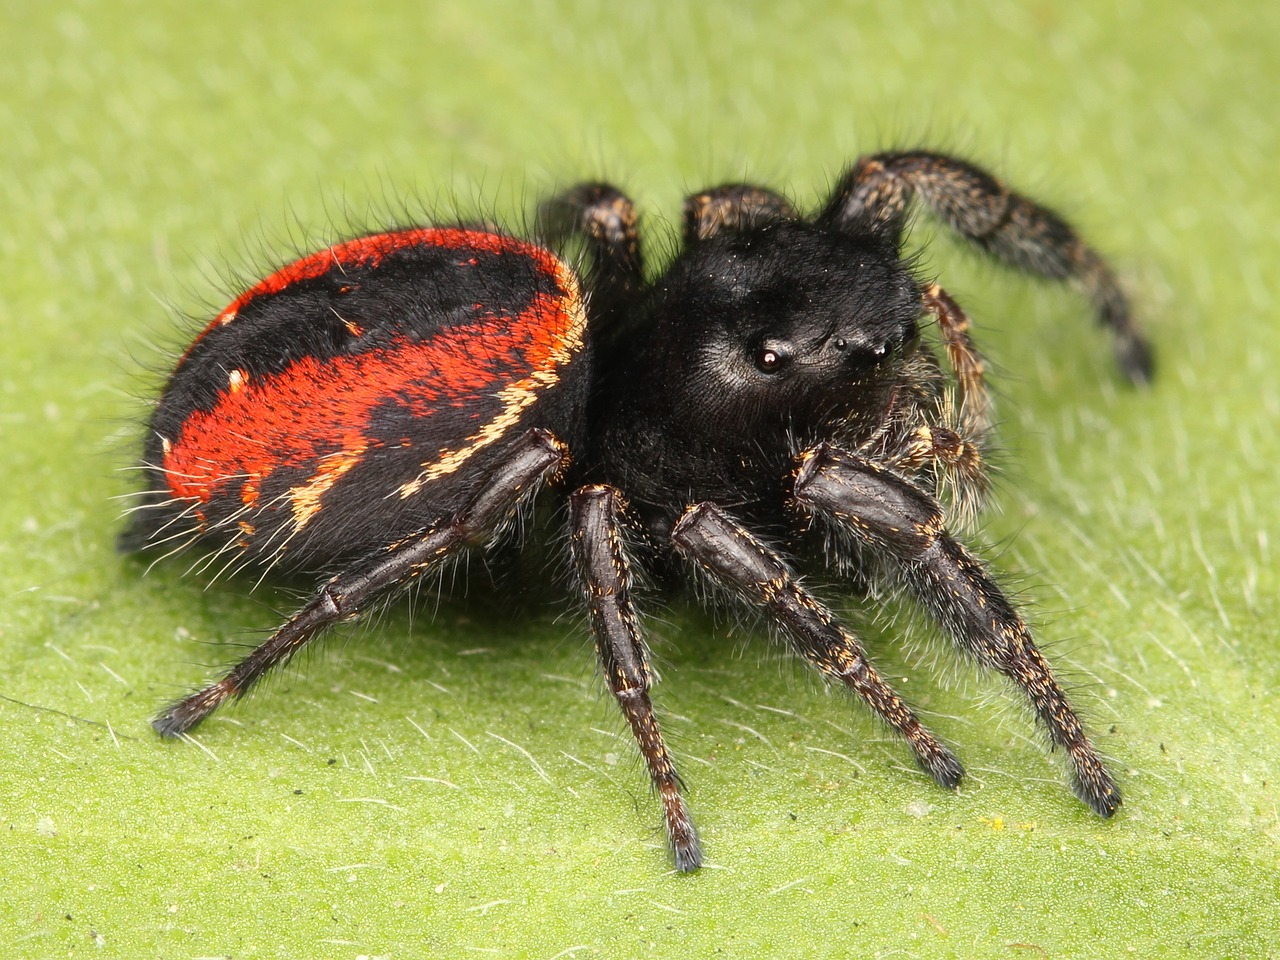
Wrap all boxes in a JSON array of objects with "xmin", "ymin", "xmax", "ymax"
[{"xmin": 754, "ymin": 341, "xmax": 792, "ymax": 373}]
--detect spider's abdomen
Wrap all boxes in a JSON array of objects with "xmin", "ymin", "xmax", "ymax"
[{"xmin": 127, "ymin": 228, "xmax": 590, "ymax": 568}]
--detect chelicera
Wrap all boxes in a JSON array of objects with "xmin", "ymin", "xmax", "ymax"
[{"xmin": 125, "ymin": 151, "xmax": 1150, "ymax": 871}]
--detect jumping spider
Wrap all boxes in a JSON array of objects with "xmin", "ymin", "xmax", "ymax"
[{"xmin": 128, "ymin": 150, "xmax": 1149, "ymax": 871}]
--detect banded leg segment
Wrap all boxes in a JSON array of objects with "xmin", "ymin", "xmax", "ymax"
[
  {"xmin": 682, "ymin": 184, "xmax": 797, "ymax": 243},
  {"xmin": 154, "ymin": 428, "xmax": 569, "ymax": 737},
  {"xmin": 821, "ymin": 150, "xmax": 1152, "ymax": 382},
  {"xmin": 794, "ymin": 443, "xmax": 1121, "ymax": 817},
  {"xmin": 570, "ymin": 484, "xmax": 701, "ymax": 871},
  {"xmin": 924, "ymin": 282, "xmax": 992, "ymax": 440},
  {"xmin": 670, "ymin": 502, "xmax": 964, "ymax": 789}
]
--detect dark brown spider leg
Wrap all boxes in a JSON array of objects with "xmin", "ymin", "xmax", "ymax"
[
  {"xmin": 153, "ymin": 428, "xmax": 569, "ymax": 737},
  {"xmin": 670, "ymin": 502, "xmax": 965, "ymax": 790},
  {"xmin": 794, "ymin": 443, "xmax": 1121, "ymax": 817},
  {"xmin": 570, "ymin": 485, "xmax": 701, "ymax": 872},
  {"xmin": 821, "ymin": 150, "xmax": 1152, "ymax": 382},
  {"xmin": 682, "ymin": 184, "xmax": 797, "ymax": 243},
  {"xmin": 923, "ymin": 282, "xmax": 992, "ymax": 440},
  {"xmin": 539, "ymin": 183, "xmax": 643, "ymax": 324}
]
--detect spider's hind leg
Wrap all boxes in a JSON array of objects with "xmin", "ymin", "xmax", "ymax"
[
  {"xmin": 539, "ymin": 183, "xmax": 643, "ymax": 324},
  {"xmin": 153, "ymin": 428, "xmax": 570, "ymax": 737},
  {"xmin": 682, "ymin": 184, "xmax": 797, "ymax": 244}
]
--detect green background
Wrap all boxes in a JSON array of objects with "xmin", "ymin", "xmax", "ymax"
[{"xmin": 3, "ymin": 1, "xmax": 1277, "ymax": 957}]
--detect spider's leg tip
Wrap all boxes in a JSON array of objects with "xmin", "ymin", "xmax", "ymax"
[
  {"xmin": 667, "ymin": 804, "xmax": 703, "ymax": 872},
  {"xmin": 1072, "ymin": 764, "xmax": 1123, "ymax": 818},
  {"xmin": 673, "ymin": 837, "xmax": 704, "ymax": 873},
  {"xmin": 920, "ymin": 743, "xmax": 965, "ymax": 790},
  {"xmin": 151, "ymin": 707, "xmax": 192, "ymax": 739},
  {"xmin": 151, "ymin": 682, "xmax": 232, "ymax": 738},
  {"xmin": 1083, "ymin": 782, "xmax": 1123, "ymax": 819},
  {"xmin": 1118, "ymin": 336, "xmax": 1155, "ymax": 385}
]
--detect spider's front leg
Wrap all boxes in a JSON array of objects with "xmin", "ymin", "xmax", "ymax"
[
  {"xmin": 821, "ymin": 150, "xmax": 1152, "ymax": 382},
  {"xmin": 670, "ymin": 502, "xmax": 965, "ymax": 790},
  {"xmin": 793, "ymin": 443, "xmax": 1121, "ymax": 817},
  {"xmin": 570, "ymin": 485, "xmax": 701, "ymax": 871},
  {"xmin": 153, "ymin": 428, "xmax": 569, "ymax": 737}
]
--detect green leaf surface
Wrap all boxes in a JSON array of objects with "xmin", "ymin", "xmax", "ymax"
[{"xmin": 3, "ymin": 1, "xmax": 1276, "ymax": 957}]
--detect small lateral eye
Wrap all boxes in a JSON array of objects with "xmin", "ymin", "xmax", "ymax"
[
  {"xmin": 755, "ymin": 343, "xmax": 790, "ymax": 373},
  {"xmin": 833, "ymin": 337, "xmax": 848, "ymax": 351}
]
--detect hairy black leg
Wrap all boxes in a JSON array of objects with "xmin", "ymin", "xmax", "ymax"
[
  {"xmin": 794, "ymin": 444, "xmax": 1121, "ymax": 817},
  {"xmin": 153, "ymin": 428, "xmax": 569, "ymax": 737},
  {"xmin": 682, "ymin": 184, "xmax": 797, "ymax": 243},
  {"xmin": 570, "ymin": 485, "xmax": 701, "ymax": 871},
  {"xmin": 821, "ymin": 150, "xmax": 1152, "ymax": 382},
  {"xmin": 539, "ymin": 183, "xmax": 643, "ymax": 324},
  {"xmin": 670, "ymin": 502, "xmax": 964, "ymax": 789}
]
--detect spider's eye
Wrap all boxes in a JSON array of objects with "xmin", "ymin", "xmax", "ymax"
[
  {"xmin": 833, "ymin": 337, "xmax": 848, "ymax": 351},
  {"xmin": 754, "ymin": 343, "xmax": 791, "ymax": 373}
]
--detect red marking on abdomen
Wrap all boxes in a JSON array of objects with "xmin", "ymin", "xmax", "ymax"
[{"xmin": 165, "ymin": 290, "xmax": 576, "ymax": 511}]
